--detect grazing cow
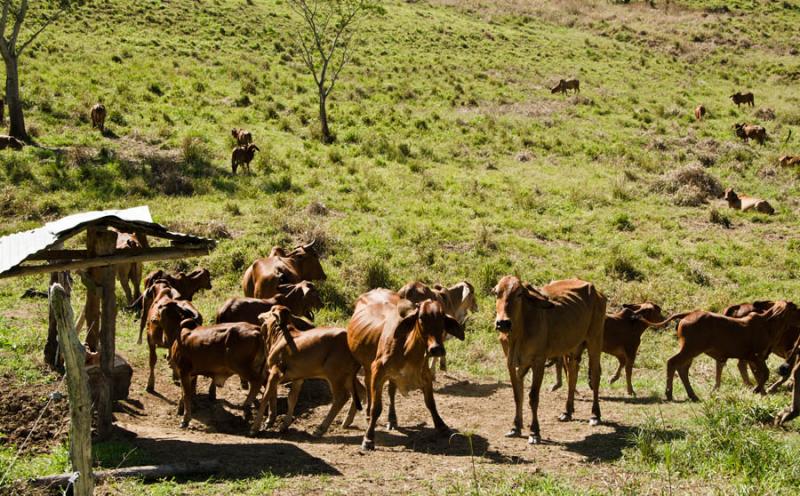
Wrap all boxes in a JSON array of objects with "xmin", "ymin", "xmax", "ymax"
[
  {"xmin": 0, "ymin": 135, "xmax": 24, "ymax": 150},
  {"xmin": 734, "ymin": 123, "xmax": 767, "ymax": 145},
  {"xmin": 347, "ymin": 289, "xmax": 464, "ymax": 450},
  {"xmin": 551, "ymin": 303, "xmax": 666, "ymax": 397},
  {"xmin": 779, "ymin": 155, "xmax": 800, "ymax": 167},
  {"xmin": 724, "ymin": 188, "xmax": 774, "ymax": 214},
  {"xmin": 398, "ymin": 281, "xmax": 478, "ymax": 376},
  {"xmin": 145, "ymin": 298, "xmax": 203, "ymax": 393},
  {"xmin": 664, "ymin": 301, "xmax": 800, "ymax": 402},
  {"xmin": 241, "ymin": 242, "xmax": 326, "ymax": 299},
  {"xmin": 231, "ymin": 143, "xmax": 259, "ymax": 175},
  {"xmin": 251, "ymin": 306, "xmax": 363, "ymax": 437},
  {"xmin": 493, "ymin": 276, "xmax": 606, "ymax": 445},
  {"xmin": 775, "ymin": 335, "xmax": 800, "ymax": 425},
  {"xmin": 730, "ymin": 92, "xmax": 754, "ymax": 107},
  {"xmin": 231, "ymin": 128, "xmax": 253, "ymax": 146},
  {"xmin": 135, "ymin": 268, "xmax": 212, "ymax": 343},
  {"xmin": 551, "ymin": 78, "xmax": 580, "ymax": 95},
  {"xmin": 694, "ymin": 104, "xmax": 706, "ymax": 121},
  {"xmin": 216, "ymin": 281, "xmax": 323, "ymax": 324},
  {"xmin": 114, "ymin": 231, "xmax": 148, "ymax": 306},
  {"xmin": 91, "ymin": 103, "xmax": 107, "ymax": 131},
  {"xmin": 169, "ymin": 319, "xmax": 268, "ymax": 428}
]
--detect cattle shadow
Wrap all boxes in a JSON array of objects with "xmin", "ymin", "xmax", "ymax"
[
  {"xmin": 436, "ymin": 380, "xmax": 508, "ymax": 398},
  {"xmin": 599, "ymin": 394, "xmax": 664, "ymax": 405},
  {"xmin": 562, "ymin": 420, "xmax": 685, "ymax": 462}
]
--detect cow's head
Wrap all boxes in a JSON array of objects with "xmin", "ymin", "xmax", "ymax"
[
  {"xmin": 186, "ymin": 268, "xmax": 212, "ymax": 291},
  {"xmin": 289, "ymin": 240, "xmax": 327, "ymax": 281},
  {"xmin": 279, "ymin": 281, "xmax": 323, "ymax": 320},
  {"xmin": 398, "ymin": 299, "xmax": 463, "ymax": 358},
  {"xmin": 157, "ymin": 300, "xmax": 201, "ymax": 345},
  {"xmin": 550, "ymin": 82, "xmax": 561, "ymax": 94},
  {"xmin": 723, "ymin": 188, "xmax": 739, "ymax": 203},
  {"xmin": 622, "ymin": 303, "xmax": 665, "ymax": 324},
  {"xmin": 492, "ymin": 275, "xmax": 554, "ymax": 332},
  {"xmin": 259, "ymin": 305, "xmax": 292, "ymax": 351}
]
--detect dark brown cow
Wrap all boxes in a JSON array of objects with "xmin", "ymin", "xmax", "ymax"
[
  {"xmin": 241, "ymin": 242, "xmax": 326, "ymax": 299},
  {"xmin": 145, "ymin": 298, "xmax": 203, "ymax": 393},
  {"xmin": 694, "ymin": 104, "xmax": 706, "ymax": 121},
  {"xmin": 169, "ymin": 319, "xmax": 268, "ymax": 428},
  {"xmin": 114, "ymin": 231, "xmax": 148, "ymax": 306},
  {"xmin": 91, "ymin": 103, "xmax": 107, "ymax": 131},
  {"xmin": 775, "ymin": 334, "xmax": 800, "ymax": 425},
  {"xmin": 779, "ymin": 155, "xmax": 800, "ymax": 167},
  {"xmin": 734, "ymin": 123, "xmax": 767, "ymax": 145},
  {"xmin": 251, "ymin": 306, "xmax": 363, "ymax": 437},
  {"xmin": 216, "ymin": 281, "xmax": 322, "ymax": 324},
  {"xmin": 730, "ymin": 92, "xmax": 754, "ymax": 107},
  {"xmin": 135, "ymin": 268, "xmax": 212, "ymax": 343},
  {"xmin": 231, "ymin": 143, "xmax": 259, "ymax": 175},
  {"xmin": 347, "ymin": 289, "xmax": 464, "ymax": 450},
  {"xmin": 493, "ymin": 276, "xmax": 606, "ymax": 445},
  {"xmin": 551, "ymin": 78, "xmax": 580, "ymax": 95},
  {"xmin": 231, "ymin": 128, "xmax": 253, "ymax": 146},
  {"xmin": 664, "ymin": 302, "xmax": 800, "ymax": 402}
]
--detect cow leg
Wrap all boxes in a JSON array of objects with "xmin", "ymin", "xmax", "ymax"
[
  {"xmin": 609, "ymin": 356, "xmax": 624, "ymax": 385},
  {"xmin": 550, "ymin": 358, "xmax": 563, "ymax": 392},
  {"xmin": 386, "ymin": 382, "xmax": 398, "ymax": 430},
  {"xmin": 624, "ymin": 353, "xmax": 636, "ymax": 397},
  {"xmin": 666, "ymin": 349, "xmax": 693, "ymax": 401},
  {"xmin": 422, "ymin": 377, "xmax": 450, "ymax": 436},
  {"xmin": 179, "ymin": 373, "xmax": 193, "ymax": 428},
  {"xmin": 362, "ymin": 362, "xmax": 387, "ymax": 451},
  {"xmin": 588, "ymin": 345, "xmax": 602, "ymax": 425},
  {"xmin": 750, "ymin": 359, "xmax": 769, "ymax": 395},
  {"xmin": 677, "ymin": 360, "xmax": 699, "ymax": 402},
  {"xmin": 314, "ymin": 380, "xmax": 348, "ymax": 438},
  {"xmin": 560, "ymin": 353, "xmax": 579, "ymax": 422},
  {"xmin": 363, "ymin": 367, "xmax": 373, "ymax": 423},
  {"xmin": 253, "ymin": 366, "xmax": 282, "ymax": 432},
  {"xmin": 740, "ymin": 360, "xmax": 754, "ymax": 386},
  {"xmin": 343, "ymin": 378, "xmax": 366, "ymax": 428},
  {"xmin": 278, "ymin": 379, "xmax": 304, "ymax": 432},
  {"xmin": 775, "ymin": 366, "xmax": 800, "ymax": 425},
  {"xmin": 440, "ymin": 355, "xmax": 447, "ymax": 372},
  {"xmin": 506, "ymin": 363, "xmax": 528, "ymax": 438},
  {"xmin": 428, "ymin": 357, "xmax": 437, "ymax": 381},
  {"xmin": 527, "ymin": 357, "xmax": 546, "ymax": 444},
  {"xmin": 767, "ymin": 375, "xmax": 788, "ymax": 394},
  {"xmin": 713, "ymin": 359, "xmax": 725, "ymax": 391},
  {"xmin": 146, "ymin": 335, "xmax": 157, "ymax": 393}
]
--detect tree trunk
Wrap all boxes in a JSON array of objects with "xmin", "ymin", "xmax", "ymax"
[
  {"xmin": 318, "ymin": 89, "xmax": 332, "ymax": 144},
  {"xmin": 4, "ymin": 54, "xmax": 28, "ymax": 141}
]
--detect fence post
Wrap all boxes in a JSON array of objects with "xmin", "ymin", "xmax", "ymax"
[{"xmin": 50, "ymin": 283, "xmax": 94, "ymax": 496}]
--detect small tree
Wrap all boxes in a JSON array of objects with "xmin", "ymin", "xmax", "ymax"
[
  {"xmin": 0, "ymin": 1, "xmax": 75, "ymax": 141},
  {"xmin": 288, "ymin": 0, "xmax": 375, "ymax": 144}
]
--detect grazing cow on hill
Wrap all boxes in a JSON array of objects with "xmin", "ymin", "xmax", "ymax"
[
  {"xmin": 493, "ymin": 276, "xmax": 606, "ymax": 445},
  {"xmin": 551, "ymin": 79, "xmax": 580, "ymax": 95},
  {"xmin": 231, "ymin": 143, "xmax": 259, "ymax": 175},
  {"xmin": 91, "ymin": 103, "xmax": 107, "ymax": 131},
  {"xmin": 241, "ymin": 241, "xmax": 326, "ymax": 299},
  {"xmin": 231, "ymin": 128, "xmax": 253, "ymax": 146},
  {"xmin": 347, "ymin": 289, "xmax": 464, "ymax": 450},
  {"xmin": 734, "ymin": 123, "xmax": 767, "ymax": 145},
  {"xmin": 730, "ymin": 92, "xmax": 754, "ymax": 107},
  {"xmin": 694, "ymin": 104, "xmax": 706, "ymax": 121}
]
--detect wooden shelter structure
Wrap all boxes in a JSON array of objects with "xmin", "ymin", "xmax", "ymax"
[{"xmin": 0, "ymin": 206, "xmax": 216, "ymax": 437}]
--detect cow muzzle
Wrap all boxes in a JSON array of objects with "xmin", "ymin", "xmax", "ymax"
[
  {"xmin": 778, "ymin": 362, "xmax": 791, "ymax": 378},
  {"xmin": 495, "ymin": 319, "xmax": 512, "ymax": 332},
  {"xmin": 428, "ymin": 345, "xmax": 445, "ymax": 357}
]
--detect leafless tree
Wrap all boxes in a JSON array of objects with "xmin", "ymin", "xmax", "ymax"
[
  {"xmin": 288, "ymin": 0, "xmax": 376, "ymax": 144},
  {"xmin": 0, "ymin": 1, "xmax": 76, "ymax": 141}
]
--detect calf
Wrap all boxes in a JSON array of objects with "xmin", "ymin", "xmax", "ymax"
[
  {"xmin": 779, "ymin": 155, "xmax": 800, "ymax": 167},
  {"xmin": 551, "ymin": 78, "xmax": 580, "ymax": 95},
  {"xmin": 347, "ymin": 290, "xmax": 464, "ymax": 450},
  {"xmin": 114, "ymin": 231, "xmax": 148, "ymax": 306},
  {"xmin": 251, "ymin": 306, "xmax": 363, "ymax": 437},
  {"xmin": 665, "ymin": 301, "xmax": 800, "ymax": 402},
  {"xmin": 145, "ymin": 298, "xmax": 203, "ymax": 393},
  {"xmin": 231, "ymin": 128, "xmax": 253, "ymax": 146},
  {"xmin": 398, "ymin": 281, "xmax": 478, "ymax": 377},
  {"xmin": 694, "ymin": 104, "xmax": 706, "ymax": 121},
  {"xmin": 0, "ymin": 135, "xmax": 24, "ymax": 150},
  {"xmin": 231, "ymin": 143, "xmax": 259, "ymax": 175},
  {"xmin": 724, "ymin": 188, "xmax": 774, "ymax": 214},
  {"xmin": 169, "ymin": 319, "xmax": 268, "ymax": 428},
  {"xmin": 730, "ymin": 92, "xmax": 754, "ymax": 107},
  {"xmin": 775, "ymin": 335, "xmax": 800, "ymax": 425},
  {"xmin": 91, "ymin": 103, "xmax": 107, "ymax": 131},
  {"xmin": 135, "ymin": 268, "xmax": 212, "ymax": 343},
  {"xmin": 216, "ymin": 281, "xmax": 322, "ymax": 324},
  {"xmin": 734, "ymin": 123, "xmax": 767, "ymax": 145}
]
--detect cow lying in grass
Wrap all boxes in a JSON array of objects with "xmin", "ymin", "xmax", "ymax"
[{"xmin": 724, "ymin": 188, "xmax": 774, "ymax": 214}]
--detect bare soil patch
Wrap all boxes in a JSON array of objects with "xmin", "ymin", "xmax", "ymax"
[{"xmin": 0, "ymin": 374, "xmax": 69, "ymax": 455}]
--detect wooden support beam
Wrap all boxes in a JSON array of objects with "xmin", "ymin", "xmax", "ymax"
[
  {"xmin": 50, "ymin": 283, "xmax": 94, "ymax": 496},
  {"xmin": 0, "ymin": 246, "xmax": 213, "ymax": 280}
]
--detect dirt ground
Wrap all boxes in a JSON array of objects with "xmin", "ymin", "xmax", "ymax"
[{"xmin": 0, "ymin": 374, "xmax": 69, "ymax": 455}]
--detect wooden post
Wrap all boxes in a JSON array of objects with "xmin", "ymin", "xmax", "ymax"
[
  {"xmin": 87, "ymin": 228, "xmax": 118, "ymax": 439},
  {"xmin": 44, "ymin": 271, "xmax": 71, "ymax": 371},
  {"xmin": 50, "ymin": 283, "xmax": 94, "ymax": 496}
]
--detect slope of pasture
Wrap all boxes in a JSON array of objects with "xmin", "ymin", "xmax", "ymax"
[{"xmin": 1, "ymin": 0, "xmax": 800, "ymax": 493}]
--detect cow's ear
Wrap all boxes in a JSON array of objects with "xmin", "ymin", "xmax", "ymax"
[
  {"xmin": 445, "ymin": 315, "xmax": 465, "ymax": 341},
  {"xmin": 396, "ymin": 307, "xmax": 419, "ymax": 335}
]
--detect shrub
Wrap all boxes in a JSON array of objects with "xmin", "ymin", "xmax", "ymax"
[
  {"xmin": 605, "ymin": 253, "xmax": 644, "ymax": 281},
  {"xmin": 612, "ymin": 213, "xmax": 635, "ymax": 232},
  {"xmin": 364, "ymin": 259, "xmax": 393, "ymax": 290}
]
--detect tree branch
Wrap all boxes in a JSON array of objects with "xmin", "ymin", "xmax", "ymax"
[
  {"xmin": 19, "ymin": 4, "xmax": 67, "ymax": 54},
  {"xmin": 10, "ymin": 0, "xmax": 28, "ymax": 48}
]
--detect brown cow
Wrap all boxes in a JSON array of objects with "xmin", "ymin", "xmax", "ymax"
[
  {"xmin": 170, "ymin": 319, "xmax": 268, "ymax": 428},
  {"xmin": 397, "ymin": 281, "xmax": 478, "ymax": 376},
  {"xmin": 775, "ymin": 335, "xmax": 800, "ymax": 425},
  {"xmin": 551, "ymin": 78, "xmax": 580, "ymax": 95},
  {"xmin": 694, "ymin": 104, "xmax": 706, "ymax": 121},
  {"xmin": 241, "ymin": 242, "xmax": 326, "ymax": 299},
  {"xmin": 114, "ymin": 231, "xmax": 148, "ymax": 306},
  {"xmin": 251, "ymin": 306, "xmax": 363, "ymax": 437},
  {"xmin": 135, "ymin": 269, "xmax": 212, "ymax": 343},
  {"xmin": 664, "ymin": 301, "xmax": 800, "ymax": 402},
  {"xmin": 145, "ymin": 298, "xmax": 203, "ymax": 393},
  {"xmin": 734, "ymin": 123, "xmax": 767, "ymax": 145},
  {"xmin": 231, "ymin": 128, "xmax": 253, "ymax": 146},
  {"xmin": 730, "ymin": 92, "xmax": 754, "ymax": 107},
  {"xmin": 551, "ymin": 303, "xmax": 666, "ymax": 397},
  {"xmin": 779, "ymin": 155, "xmax": 800, "ymax": 167},
  {"xmin": 91, "ymin": 103, "xmax": 107, "ymax": 131},
  {"xmin": 347, "ymin": 290, "xmax": 464, "ymax": 450},
  {"xmin": 724, "ymin": 188, "xmax": 774, "ymax": 214},
  {"xmin": 231, "ymin": 143, "xmax": 259, "ymax": 175},
  {"xmin": 216, "ymin": 281, "xmax": 322, "ymax": 325},
  {"xmin": 0, "ymin": 135, "xmax": 24, "ymax": 150},
  {"xmin": 493, "ymin": 276, "xmax": 606, "ymax": 445}
]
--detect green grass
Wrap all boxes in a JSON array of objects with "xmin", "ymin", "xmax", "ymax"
[{"xmin": 2, "ymin": 0, "xmax": 800, "ymax": 493}]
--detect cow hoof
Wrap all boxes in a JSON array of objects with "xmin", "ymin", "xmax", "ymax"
[
  {"xmin": 528, "ymin": 434, "xmax": 541, "ymax": 445},
  {"xmin": 386, "ymin": 421, "xmax": 398, "ymax": 431},
  {"xmin": 146, "ymin": 385, "xmax": 155, "ymax": 394},
  {"xmin": 361, "ymin": 439, "xmax": 375, "ymax": 451},
  {"xmin": 589, "ymin": 417, "xmax": 600, "ymax": 427},
  {"xmin": 550, "ymin": 383, "xmax": 561, "ymax": 392},
  {"xmin": 558, "ymin": 413, "xmax": 572, "ymax": 422},
  {"xmin": 689, "ymin": 395, "xmax": 701, "ymax": 403},
  {"xmin": 664, "ymin": 392, "xmax": 673, "ymax": 402},
  {"xmin": 504, "ymin": 427, "xmax": 521, "ymax": 438}
]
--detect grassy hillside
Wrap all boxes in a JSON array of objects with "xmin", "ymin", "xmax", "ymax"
[{"xmin": 2, "ymin": 0, "xmax": 800, "ymax": 493}]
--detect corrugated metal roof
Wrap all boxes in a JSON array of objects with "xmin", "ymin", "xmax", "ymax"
[{"xmin": 0, "ymin": 206, "xmax": 215, "ymax": 277}]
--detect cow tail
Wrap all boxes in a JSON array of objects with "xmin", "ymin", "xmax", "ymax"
[
  {"xmin": 351, "ymin": 374, "xmax": 363, "ymax": 411},
  {"xmin": 640, "ymin": 312, "xmax": 691, "ymax": 330},
  {"xmin": 280, "ymin": 323, "xmax": 298, "ymax": 354}
]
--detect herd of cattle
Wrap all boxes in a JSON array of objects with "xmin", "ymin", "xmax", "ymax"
[{"xmin": 106, "ymin": 236, "xmax": 800, "ymax": 450}]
